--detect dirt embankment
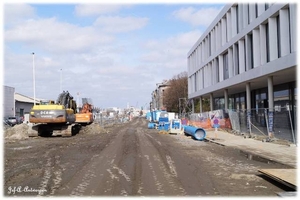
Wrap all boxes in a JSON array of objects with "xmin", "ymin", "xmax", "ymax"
[
  {"xmin": 3, "ymin": 122, "xmax": 109, "ymax": 141},
  {"xmin": 79, "ymin": 123, "xmax": 107, "ymax": 135}
]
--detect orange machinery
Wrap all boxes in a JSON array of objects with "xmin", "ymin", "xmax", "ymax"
[{"xmin": 75, "ymin": 98, "xmax": 94, "ymax": 125}]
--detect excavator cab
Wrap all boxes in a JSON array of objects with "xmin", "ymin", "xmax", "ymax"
[{"xmin": 40, "ymin": 100, "xmax": 55, "ymax": 105}]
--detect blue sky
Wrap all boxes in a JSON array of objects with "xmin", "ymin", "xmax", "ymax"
[{"xmin": 3, "ymin": 1, "xmax": 225, "ymax": 109}]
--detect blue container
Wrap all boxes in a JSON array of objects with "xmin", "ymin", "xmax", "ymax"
[
  {"xmin": 164, "ymin": 123, "xmax": 170, "ymax": 130},
  {"xmin": 146, "ymin": 112, "xmax": 151, "ymax": 120},
  {"xmin": 158, "ymin": 122, "xmax": 170, "ymax": 131},
  {"xmin": 184, "ymin": 126, "xmax": 206, "ymax": 141},
  {"xmin": 152, "ymin": 111, "xmax": 157, "ymax": 122},
  {"xmin": 148, "ymin": 122, "xmax": 155, "ymax": 129},
  {"xmin": 171, "ymin": 120, "xmax": 181, "ymax": 129}
]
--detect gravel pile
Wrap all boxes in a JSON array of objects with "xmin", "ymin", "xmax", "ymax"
[
  {"xmin": 80, "ymin": 123, "xmax": 107, "ymax": 135},
  {"xmin": 4, "ymin": 124, "xmax": 29, "ymax": 140}
]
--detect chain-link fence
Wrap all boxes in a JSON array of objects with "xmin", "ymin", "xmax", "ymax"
[
  {"xmin": 187, "ymin": 106, "xmax": 297, "ymax": 144},
  {"xmin": 93, "ymin": 113, "xmax": 130, "ymax": 127}
]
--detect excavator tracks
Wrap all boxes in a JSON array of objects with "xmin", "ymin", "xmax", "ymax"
[
  {"xmin": 28, "ymin": 124, "xmax": 81, "ymax": 137},
  {"xmin": 28, "ymin": 125, "xmax": 39, "ymax": 137}
]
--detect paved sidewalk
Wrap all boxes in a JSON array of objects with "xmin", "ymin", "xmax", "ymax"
[{"xmin": 204, "ymin": 129, "xmax": 297, "ymax": 168}]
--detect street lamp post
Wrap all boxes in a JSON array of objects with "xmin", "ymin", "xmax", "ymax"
[
  {"xmin": 60, "ymin": 69, "xmax": 62, "ymax": 92},
  {"xmin": 32, "ymin": 52, "xmax": 36, "ymax": 105}
]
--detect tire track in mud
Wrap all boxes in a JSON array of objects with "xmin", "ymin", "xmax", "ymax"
[
  {"xmin": 69, "ymin": 154, "xmax": 100, "ymax": 196},
  {"xmin": 36, "ymin": 150, "xmax": 65, "ymax": 196},
  {"xmin": 107, "ymin": 126, "xmax": 142, "ymax": 196},
  {"xmin": 138, "ymin": 130, "xmax": 186, "ymax": 195}
]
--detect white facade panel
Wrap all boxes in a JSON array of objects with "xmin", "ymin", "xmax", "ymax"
[
  {"xmin": 231, "ymin": 6, "xmax": 237, "ymax": 37},
  {"xmin": 257, "ymin": 4, "xmax": 265, "ymax": 16},
  {"xmin": 290, "ymin": 4, "xmax": 296, "ymax": 53},
  {"xmin": 218, "ymin": 55, "xmax": 224, "ymax": 82},
  {"xmin": 249, "ymin": 4, "xmax": 256, "ymax": 23},
  {"xmin": 228, "ymin": 47, "xmax": 233, "ymax": 78},
  {"xmin": 253, "ymin": 28, "xmax": 261, "ymax": 68},
  {"xmin": 279, "ymin": 8, "xmax": 290, "ymax": 57},
  {"xmin": 268, "ymin": 17, "xmax": 278, "ymax": 61},
  {"xmin": 259, "ymin": 24, "xmax": 267, "ymax": 65},
  {"xmin": 238, "ymin": 39, "xmax": 246, "ymax": 74},
  {"xmin": 221, "ymin": 17, "xmax": 226, "ymax": 46},
  {"xmin": 243, "ymin": 4, "xmax": 249, "ymax": 29},
  {"xmin": 226, "ymin": 11, "xmax": 232, "ymax": 41},
  {"xmin": 238, "ymin": 4, "xmax": 243, "ymax": 33}
]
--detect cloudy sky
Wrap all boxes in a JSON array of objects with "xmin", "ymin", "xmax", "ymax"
[{"xmin": 3, "ymin": 1, "xmax": 224, "ymax": 109}]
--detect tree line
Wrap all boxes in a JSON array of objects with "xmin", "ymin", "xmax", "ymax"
[{"xmin": 163, "ymin": 71, "xmax": 210, "ymax": 113}]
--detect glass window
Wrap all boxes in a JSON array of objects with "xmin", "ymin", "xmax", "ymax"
[{"xmin": 274, "ymin": 83, "xmax": 290, "ymax": 112}]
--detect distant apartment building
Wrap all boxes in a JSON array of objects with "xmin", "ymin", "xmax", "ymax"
[
  {"xmin": 187, "ymin": 3, "xmax": 296, "ymax": 113},
  {"xmin": 151, "ymin": 80, "xmax": 170, "ymax": 110}
]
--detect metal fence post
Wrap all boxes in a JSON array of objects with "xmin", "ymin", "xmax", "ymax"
[{"xmin": 288, "ymin": 107, "xmax": 296, "ymax": 145}]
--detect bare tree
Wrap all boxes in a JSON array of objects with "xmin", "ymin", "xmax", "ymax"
[{"xmin": 164, "ymin": 72, "xmax": 188, "ymax": 113}]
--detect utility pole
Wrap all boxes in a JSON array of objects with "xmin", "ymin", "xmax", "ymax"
[{"xmin": 32, "ymin": 52, "xmax": 36, "ymax": 105}]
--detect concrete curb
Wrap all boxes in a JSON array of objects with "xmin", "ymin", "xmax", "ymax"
[{"xmin": 204, "ymin": 137, "xmax": 296, "ymax": 168}]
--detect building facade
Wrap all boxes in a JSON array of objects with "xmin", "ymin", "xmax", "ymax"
[
  {"xmin": 187, "ymin": 3, "xmax": 297, "ymax": 135},
  {"xmin": 3, "ymin": 85, "xmax": 15, "ymax": 117},
  {"xmin": 15, "ymin": 93, "xmax": 38, "ymax": 118},
  {"xmin": 151, "ymin": 80, "xmax": 170, "ymax": 111},
  {"xmin": 3, "ymin": 85, "xmax": 41, "ymax": 119}
]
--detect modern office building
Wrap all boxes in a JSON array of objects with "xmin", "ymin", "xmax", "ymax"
[{"xmin": 187, "ymin": 3, "xmax": 296, "ymax": 134}]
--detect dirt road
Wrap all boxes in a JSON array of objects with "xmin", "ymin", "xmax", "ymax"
[{"xmin": 4, "ymin": 117, "xmax": 291, "ymax": 197}]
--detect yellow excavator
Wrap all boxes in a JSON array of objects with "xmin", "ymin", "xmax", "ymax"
[{"xmin": 28, "ymin": 91, "xmax": 80, "ymax": 137}]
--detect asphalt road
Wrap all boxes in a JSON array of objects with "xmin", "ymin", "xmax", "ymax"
[{"xmin": 4, "ymin": 117, "xmax": 292, "ymax": 197}]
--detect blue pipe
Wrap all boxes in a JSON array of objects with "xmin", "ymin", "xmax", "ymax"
[{"xmin": 184, "ymin": 126, "xmax": 206, "ymax": 141}]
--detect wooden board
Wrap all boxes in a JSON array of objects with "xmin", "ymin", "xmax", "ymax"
[{"xmin": 258, "ymin": 169, "xmax": 297, "ymax": 190}]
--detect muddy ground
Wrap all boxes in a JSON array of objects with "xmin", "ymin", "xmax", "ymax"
[{"xmin": 3, "ymin": 117, "xmax": 294, "ymax": 197}]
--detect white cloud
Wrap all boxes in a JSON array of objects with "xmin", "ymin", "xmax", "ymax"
[
  {"xmin": 5, "ymin": 17, "xmax": 114, "ymax": 54},
  {"xmin": 138, "ymin": 29, "xmax": 202, "ymax": 86},
  {"xmin": 3, "ymin": 4, "xmax": 217, "ymax": 108},
  {"xmin": 172, "ymin": 6, "xmax": 222, "ymax": 27},
  {"xmin": 141, "ymin": 30, "xmax": 202, "ymax": 64},
  {"xmin": 75, "ymin": 4, "xmax": 130, "ymax": 16},
  {"xmin": 4, "ymin": 3, "xmax": 35, "ymax": 26},
  {"xmin": 94, "ymin": 16, "xmax": 149, "ymax": 33}
]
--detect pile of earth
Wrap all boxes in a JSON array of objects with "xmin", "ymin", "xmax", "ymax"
[
  {"xmin": 79, "ymin": 123, "xmax": 107, "ymax": 135},
  {"xmin": 4, "ymin": 123, "xmax": 29, "ymax": 140}
]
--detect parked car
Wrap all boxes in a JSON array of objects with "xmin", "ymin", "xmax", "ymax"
[
  {"xmin": 3, "ymin": 117, "xmax": 18, "ymax": 127},
  {"xmin": 16, "ymin": 116, "xmax": 24, "ymax": 124}
]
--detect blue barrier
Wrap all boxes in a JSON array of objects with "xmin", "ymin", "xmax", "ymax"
[{"xmin": 184, "ymin": 126, "xmax": 206, "ymax": 141}]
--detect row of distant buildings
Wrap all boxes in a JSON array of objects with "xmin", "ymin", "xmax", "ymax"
[{"xmin": 3, "ymin": 85, "xmax": 144, "ymax": 119}]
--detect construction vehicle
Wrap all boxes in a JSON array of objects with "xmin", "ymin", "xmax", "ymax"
[
  {"xmin": 75, "ymin": 98, "xmax": 94, "ymax": 125},
  {"xmin": 28, "ymin": 91, "xmax": 80, "ymax": 137}
]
